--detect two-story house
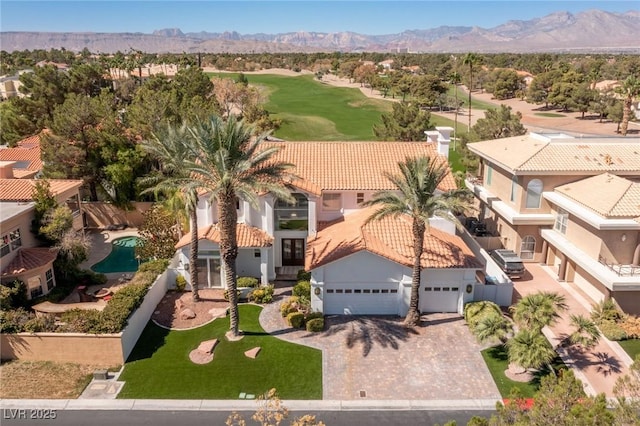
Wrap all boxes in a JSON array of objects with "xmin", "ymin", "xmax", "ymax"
[
  {"xmin": 176, "ymin": 128, "xmax": 488, "ymax": 316},
  {"xmin": 0, "ymin": 138, "xmax": 84, "ymax": 300},
  {"xmin": 466, "ymin": 132, "xmax": 640, "ymax": 314}
]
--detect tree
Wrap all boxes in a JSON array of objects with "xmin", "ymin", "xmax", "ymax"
[
  {"xmin": 364, "ymin": 156, "xmax": 470, "ymax": 326},
  {"xmin": 449, "ymin": 71, "xmax": 462, "ymax": 144},
  {"xmin": 373, "ymin": 102, "xmax": 432, "ymax": 141},
  {"xmin": 462, "ymin": 52, "xmax": 481, "ymax": 129},
  {"xmin": 511, "ymin": 291, "xmax": 568, "ymax": 333},
  {"xmin": 186, "ymin": 115, "xmax": 294, "ymax": 337},
  {"xmin": 467, "ymin": 105, "xmax": 527, "ymax": 142},
  {"xmin": 507, "ymin": 328, "xmax": 557, "ymax": 372},
  {"xmin": 561, "ymin": 314, "xmax": 600, "ymax": 350},
  {"xmin": 475, "ymin": 314, "xmax": 513, "ymax": 345},
  {"xmin": 15, "ymin": 64, "xmax": 69, "ymax": 130},
  {"xmin": 140, "ymin": 122, "xmax": 204, "ymax": 302},
  {"xmin": 616, "ymin": 75, "xmax": 640, "ymax": 136},
  {"xmin": 613, "ymin": 355, "xmax": 640, "ymax": 425},
  {"xmin": 135, "ymin": 204, "xmax": 180, "ymax": 260}
]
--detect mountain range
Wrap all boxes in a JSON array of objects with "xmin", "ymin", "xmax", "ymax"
[{"xmin": 2, "ymin": 9, "xmax": 639, "ymax": 53}]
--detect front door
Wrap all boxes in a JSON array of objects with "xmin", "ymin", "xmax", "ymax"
[{"xmin": 282, "ymin": 238, "xmax": 305, "ymax": 266}]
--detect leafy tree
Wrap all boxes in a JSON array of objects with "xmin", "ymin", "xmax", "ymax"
[
  {"xmin": 364, "ymin": 156, "xmax": 470, "ymax": 326},
  {"xmin": 410, "ymin": 74, "xmax": 448, "ymax": 108},
  {"xmin": 15, "ymin": 64, "xmax": 69, "ymax": 130},
  {"xmin": 186, "ymin": 115, "xmax": 294, "ymax": 337},
  {"xmin": 31, "ymin": 179, "xmax": 57, "ymax": 239},
  {"xmin": 613, "ymin": 355, "xmax": 640, "ymax": 425},
  {"xmin": 485, "ymin": 69, "xmax": 523, "ymax": 100},
  {"xmin": 527, "ymin": 70, "xmax": 563, "ymax": 108},
  {"xmin": 0, "ymin": 100, "xmax": 37, "ymax": 146},
  {"xmin": 616, "ymin": 75, "xmax": 640, "ymax": 136},
  {"xmin": 39, "ymin": 205, "xmax": 74, "ymax": 242},
  {"xmin": 373, "ymin": 102, "xmax": 432, "ymax": 141},
  {"xmin": 353, "ymin": 63, "xmax": 376, "ymax": 88},
  {"xmin": 606, "ymin": 100, "xmax": 624, "ymax": 134},
  {"xmin": 467, "ymin": 105, "xmax": 526, "ymax": 142},
  {"xmin": 68, "ymin": 63, "xmax": 110, "ymax": 97},
  {"xmin": 569, "ymin": 84, "xmax": 598, "ymax": 119},
  {"xmin": 135, "ymin": 204, "xmax": 179, "ymax": 260}
]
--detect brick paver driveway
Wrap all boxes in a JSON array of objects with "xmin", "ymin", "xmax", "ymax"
[{"xmin": 260, "ymin": 299, "xmax": 500, "ymax": 400}]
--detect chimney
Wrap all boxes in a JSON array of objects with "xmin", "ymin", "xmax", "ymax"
[
  {"xmin": 425, "ymin": 127, "xmax": 453, "ymax": 159},
  {"xmin": 0, "ymin": 161, "xmax": 16, "ymax": 179}
]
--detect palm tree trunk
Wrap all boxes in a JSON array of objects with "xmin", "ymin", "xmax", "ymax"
[
  {"xmin": 621, "ymin": 97, "xmax": 631, "ymax": 136},
  {"xmin": 189, "ymin": 206, "xmax": 199, "ymax": 302},
  {"xmin": 219, "ymin": 191, "xmax": 240, "ymax": 336},
  {"xmin": 406, "ymin": 219, "xmax": 425, "ymax": 327}
]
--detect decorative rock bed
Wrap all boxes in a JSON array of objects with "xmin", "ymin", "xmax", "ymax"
[{"xmin": 189, "ymin": 338, "xmax": 219, "ymax": 365}]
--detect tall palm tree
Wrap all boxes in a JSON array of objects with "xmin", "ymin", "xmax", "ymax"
[
  {"xmin": 140, "ymin": 123, "xmax": 202, "ymax": 302},
  {"xmin": 562, "ymin": 314, "xmax": 600, "ymax": 350},
  {"xmin": 449, "ymin": 71, "xmax": 462, "ymax": 148},
  {"xmin": 364, "ymin": 156, "xmax": 471, "ymax": 326},
  {"xmin": 511, "ymin": 291, "xmax": 568, "ymax": 333},
  {"xmin": 508, "ymin": 329, "xmax": 557, "ymax": 373},
  {"xmin": 187, "ymin": 115, "xmax": 294, "ymax": 337},
  {"xmin": 462, "ymin": 53, "xmax": 480, "ymax": 130},
  {"xmin": 475, "ymin": 314, "xmax": 513, "ymax": 345},
  {"xmin": 616, "ymin": 75, "xmax": 640, "ymax": 136}
]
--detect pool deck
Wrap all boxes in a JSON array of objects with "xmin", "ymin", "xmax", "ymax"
[{"xmin": 79, "ymin": 229, "xmax": 140, "ymax": 283}]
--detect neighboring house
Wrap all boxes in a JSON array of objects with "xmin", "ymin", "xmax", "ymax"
[
  {"xmin": 0, "ymin": 145, "xmax": 84, "ymax": 300},
  {"xmin": 466, "ymin": 132, "xmax": 640, "ymax": 314},
  {"xmin": 176, "ymin": 127, "xmax": 502, "ymax": 315},
  {"xmin": 0, "ymin": 133, "xmax": 44, "ymax": 178}
]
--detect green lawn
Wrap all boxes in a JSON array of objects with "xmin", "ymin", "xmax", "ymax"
[
  {"xmin": 534, "ymin": 112, "xmax": 567, "ymax": 118},
  {"xmin": 619, "ymin": 339, "xmax": 640, "ymax": 361},
  {"xmin": 481, "ymin": 345, "xmax": 567, "ymax": 398},
  {"xmin": 117, "ymin": 304, "xmax": 322, "ymax": 399}
]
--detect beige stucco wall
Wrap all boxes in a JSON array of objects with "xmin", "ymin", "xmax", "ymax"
[
  {"xmin": 0, "ymin": 209, "xmax": 39, "ymax": 269},
  {"xmin": 0, "ymin": 333, "xmax": 124, "ymax": 366},
  {"xmin": 613, "ymin": 291, "xmax": 640, "ymax": 315},
  {"xmin": 82, "ymin": 202, "xmax": 153, "ymax": 229}
]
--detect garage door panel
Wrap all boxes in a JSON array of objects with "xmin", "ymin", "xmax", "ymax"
[
  {"xmin": 420, "ymin": 286, "xmax": 460, "ymax": 313},
  {"xmin": 324, "ymin": 283, "xmax": 399, "ymax": 315}
]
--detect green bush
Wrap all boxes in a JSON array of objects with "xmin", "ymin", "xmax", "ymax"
[
  {"xmin": 591, "ymin": 299, "xmax": 622, "ymax": 325},
  {"xmin": 237, "ymin": 276, "xmax": 259, "ymax": 288},
  {"xmin": 0, "ymin": 279, "xmax": 27, "ymax": 310},
  {"xmin": 137, "ymin": 258, "xmax": 170, "ymax": 275},
  {"xmin": 23, "ymin": 315, "xmax": 56, "ymax": 333},
  {"xmin": 175, "ymin": 275, "xmax": 187, "ymax": 292},
  {"xmin": 305, "ymin": 311, "xmax": 324, "ymax": 322},
  {"xmin": 297, "ymin": 270, "xmax": 311, "ymax": 281},
  {"xmin": 280, "ymin": 296, "xmax": 301, "ymax": 317},
  {"xmin": 293, "ymin": 280, "xmax": 311, "ymax": 300},
  {"xmin": 599, "ymin": 321, "xmax": 628, "ymax": 341},
  {"xmin": 464, "ymin": 301, "xmax": 502, "ymax": 327},
  {"xmin": 0, "ymin": 308, "xmax": 35, "ymax": 333},
  {"xmin": 287, "ymin": 312, "xmax": 305, "ymax": 329},
  {"xmin": 306, "ymin": 318, "xmax": 324, "ymax": 332},
  {"xmin": 249, "ymin": 285, "xmax": 274, "ymax": 304}
]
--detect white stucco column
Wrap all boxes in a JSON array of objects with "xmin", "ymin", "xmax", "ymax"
[
  {"xmin": 260, "ymin": 247, "xmax": 270, "ymax": 285},
  {"xmin": 307, "ymin": 195, "xmax": 318, "ymax": 235},
  {"xmin": 310, "ymin": 268, "xmax": 324, "ymax": 313},
  {"xmin": 263, "ymin": 196, "xmax": 274, "ymax": 235}
]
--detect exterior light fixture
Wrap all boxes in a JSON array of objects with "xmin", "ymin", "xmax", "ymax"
[
  {"xmin": 466, "ymin": 284, "xmax": 473, "ymax": 294},
  {"xmin": 314, "ymin": 287, "xmax": 321, "ymax": 296}
]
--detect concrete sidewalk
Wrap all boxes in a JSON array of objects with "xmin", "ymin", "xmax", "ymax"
[{"xmin": 514, "ymin": 264, "xmax": 633, "ymax": 397}]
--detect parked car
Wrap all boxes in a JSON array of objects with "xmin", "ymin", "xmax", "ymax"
[{"xmin": 490, "ymin": 249, "xmax": 526, "ymax": 279}]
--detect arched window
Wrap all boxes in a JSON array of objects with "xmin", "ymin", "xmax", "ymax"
[
  {"xmin": 525, "ymin": 179, "xmax": 543, "ymax": 209},
  {"xmin": 520, "ymin": 236, "xmax": 536, "ymax": 260}
]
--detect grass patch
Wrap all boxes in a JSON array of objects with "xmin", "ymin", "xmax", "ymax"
[
  {"xmin": 117, "ymin": 304, "xmax": 322, "ymax": 399},
  {"xmin": 534, "ymin": 112, "xmax": 567, "ymax": 118},
  {"xmin": 0, "ymin": 361, "xmax": 115, "ymax": 399},
  {"xmin": 619, "ymin": 339, "xmax": 640, "ymax": 361},
  {"xmin": 481, "ymin": 345, "xmax": 567, "ymax": 398}
]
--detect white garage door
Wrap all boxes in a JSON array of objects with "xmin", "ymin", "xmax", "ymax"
[
  {"xmin": 420, "ymin": 286, "xmax": 460, "ymax": 313},
  {"xmin": 324, "ymin": 284, "xmax": 399, "ymax": 315}
]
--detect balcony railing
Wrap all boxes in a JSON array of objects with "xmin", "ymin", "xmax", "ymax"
[{"xmin": 598, "ymin": 256, "xmax": 640, "ymax": 276}]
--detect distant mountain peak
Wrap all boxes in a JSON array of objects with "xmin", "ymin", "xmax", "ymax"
[{"xmin": 152, "ymin": 28, "xmax": 184, "ymax": 37}]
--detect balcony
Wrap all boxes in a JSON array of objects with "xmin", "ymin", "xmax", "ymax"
[{"xmin": 599, "ymin": 256, "xmax": 640, "ymax": 277}]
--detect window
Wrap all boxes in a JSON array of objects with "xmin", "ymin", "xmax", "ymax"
[
  {"xmin": 554, "ymin": 208, "xmax": 568, "ymax": 234},
  {"xmin": 510, "ymin": 176, "xmax": 518, "ymax": 202},
  {"xmin": 520, "ymin": 236, "xmax": 536, "ymax": 260},
  {"xmin": 275, "ymin": 193, "xmax": 308, "ymax": 230},
  {"xmin": 1, "ymin": 228, "xmax": 21, "ymax": 257},
  {"xmin": 45, "ymin": 269, "xmax": 55, "ymax": 291},
  {"xmin": 486, "ymin": 165, "xmax": 493, "ymax": 185},
  {"xmin": 322, "ymin": 193, "xmax": 342, "ymax": 211},
  {"xmin": 356, "ymin": 193, "xmax": 365, "ymax": 205},
  {"xmin": 525, "ymin": 179, "xmax": 543, "ymax": 209},
  {"xmin": 28, "ymin": 276, "xmax": 42, "ymax": 299},
  {"xmin": 30, "ymin": 286, "xmax": 43, "ymax": 299}
]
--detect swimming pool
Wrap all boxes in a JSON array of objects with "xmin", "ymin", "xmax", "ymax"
[{"xmin": 91, "ymin": 236, "xmax": 140, "ymax": 274}]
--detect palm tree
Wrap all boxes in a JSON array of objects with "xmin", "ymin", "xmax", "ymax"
[
  {"xmin": 462, "ymin": 53, "xmax": 480, "ymax": 130},
  {"xmin": 364, "ymin": 156, "xmax": 471, "ymax": 326},
  {"xmin": 475, "ymin": 314, "xmax": 514, "ymax": 345},
  {"xmin": 449, "ymin": 71, "xmax": 462, "ymax": 148},
  {"xmin": 562, "ymin": 314, "xmax": 600, "ymax": 350},
  {"xmin": 187, "ymin": 115, "xmax": 294, "ymax": 337},
  {"xmin": 508, "ymin": 329, "xmax": 557, "ymax": 373},
  {"xmin": 616, "ymin": 75, "xmax": 640, "ymax": 136},
  {"xmin": 140, "ymin": 123, "xmax": 202, "ymax": 302},
  {"xmin": 511, "ymin": 291, "xmax": 568, "ymax": 333}
]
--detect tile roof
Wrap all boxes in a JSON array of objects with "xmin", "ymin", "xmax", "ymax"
[
  {"xmin": 175, "ymin": 223, "xmax": 273, "ymax": 249},
  {"xmin": 1, "ymin": 248, "xmax": 58, "ymax": 276},
  {"xmin": 468, "ymin": 134, "xmax": 640, "ymax": 174},
  {"xmin": 0, "ymin": 134, "xmax": 43, "ymax": 172},
  {"xmin": 554, "ymin": 173, "xmax": 640, "ymax": 218},
  {"xmin": 0, "ymin": 179, "xmax": 83, "ymax": 202},
  {"xmin": 263, "ymin": 141, "xmax": 456, "ymax": 195},
  {"xmin": 306, "ymin": 207, "xmax": 481, "ymax": 270}
]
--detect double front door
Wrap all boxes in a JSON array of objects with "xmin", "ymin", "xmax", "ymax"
[{"xmin": 282, "ymin": 238, "xmax": 305, "ymax": 266}]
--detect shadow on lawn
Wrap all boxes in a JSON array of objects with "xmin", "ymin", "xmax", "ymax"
[
  {"xmin": 125, "ymin": 321, "xmax": 171, "ymax": 362},
  {"xmin": 485, "ymin": 345, "xmax": 567, "ymax": 390}
]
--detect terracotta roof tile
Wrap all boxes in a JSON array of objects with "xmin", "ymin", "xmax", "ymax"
[
  {"xmin": 555, "ymin": 173, "xmax": 640, "ymax": 218},
  {"xmin": 0, "ymin": 134, "xmax": 43, "ymax": 172},
  {"xmin": 1, "ymin": 248, "xmax": 58, "ymax": 276},
  {"xmin": 306, "ymin": 207, "xmax": 481, "ymax": 270},
  {"xmin": 175, "ymin": 223, "xmax": 273, "ymax": 249},
  {"xmin": 469, "ymin": 135, "xmax": 640, "ymax": 173},
  {"xmin": 264, "ymin": 141, "xmax": 456, "ymax": 194},
  {"xmin": 0, "ymin": 179, "xmax": 83, "ymax": 201}
]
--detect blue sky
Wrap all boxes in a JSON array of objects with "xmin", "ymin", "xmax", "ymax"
[{"xmin": 1, "ymin": 1, "xmax": 637, "ymax": 35}]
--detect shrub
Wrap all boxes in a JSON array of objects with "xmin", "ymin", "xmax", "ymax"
[
  {"xmin": 137, "ymin": 258, "xmax": 170, "ymax": 275},
  {"xmin": 590, "ymin": 299, "xmax": 622, "ymax": 325},
  {"xmin": 0, "ymin": 308, "xmax": 35, "ymax": 333},
  {"xmin": 618, "ymin": 316, "xmax": 640, "ymax": 339},
  {"xmin": 297, "ymin": 270, "xmax": 311, "ymax": 281},
  {"xmin": 175, "ymin": 275, "xmax": 187, "ymax": 292},
  {"xmin": 293, "ymin": 280, "xmax": 311, "ymax": 300},
  {"xmin": 305, "ymin": 311, "xmax": 324, "ymax": 322},
  {"xmin": 599, "ymin": 321, "xmax": 628, "ymax": 341},
  {"xmin": 23, "ymin": 314, "xmax": 57, "ymax": 333},
  {"xmin": 59, "ymin": 309, "xmax": 102, "ymax": 333},
  {"xmin": 0, "ymin": 279, "xmax": 28, "ymax": 310},
  {"xmin": 464, "ymin": 301, "xmax": 502, "ymax": 327},
  {"xmin": 280, "ymin": 296, "xmax": 301, "ymax": 317},
  {"xmin": 237, "ymin": 276, "xmax": 259, "ymax": 288},
  {"xmin": 287, "ymin": 312, "xmax": 305, "ymax": 328},
  {"xmin": 306, "ymin": 318, "xmax": 324, "ymax": 332},
  {"xmin": 249, "ymin": 285, "xmax": 274, "ymax": 304}
]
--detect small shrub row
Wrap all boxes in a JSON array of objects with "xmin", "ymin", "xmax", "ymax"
[
  {"xmin": 249, "ymin": 285, "xmax": 274, "ymax": 304},
  {"xmin": 599, "ymin": 321, "xmax": 628, "ymax": 341},
  {"xmin": 619, "ymin": 316, "xmax": 640, "ymax": 339},
  {"xmin": 237, "ymin": 276, "xmax": 260, "ymax": 288},
  {"xmin": 590, "ymin": 299, "xmax": 639, "ymax": 340},
  {"xmin": 280, "ymin": 296, "xmax": 310, "ymax": 317},
  {"xmin": 293, "ymin": 280, "xmax": 311, "ymax": 301},
  {"xmin": 464, "ymin": 301, "xmax": 502, "ymax": 328},
  {"xmin": 306, "ymin": 318, "xmax": 324, "ymax": 332},
  {"xmin": 285, "ymin": 308, "xmax": 324, "ymax": 332}
]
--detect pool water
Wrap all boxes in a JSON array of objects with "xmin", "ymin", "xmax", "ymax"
[{"xmin": 91, "ymin": 236, "xmax": 140, "ymax": 274}]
